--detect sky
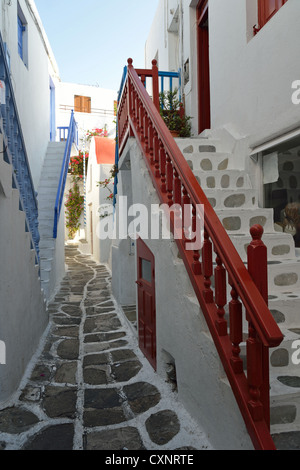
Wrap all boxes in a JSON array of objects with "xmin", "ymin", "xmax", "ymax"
[{"xmin": 34, "ymin": 0, "xmax": 159, "ymax": 91}]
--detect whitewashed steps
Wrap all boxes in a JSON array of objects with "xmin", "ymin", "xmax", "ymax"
[{"xmin": 37, "ymin": 141, "xmax": 66, "ymax": 299}]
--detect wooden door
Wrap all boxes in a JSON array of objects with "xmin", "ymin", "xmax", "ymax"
[
  {"xmin": 197, "ymin": 0, "xmax": 211, "ymax": 134},
  {"xmin": 136, "ymin": 238, "xmax": 157, "ymax": 370}
]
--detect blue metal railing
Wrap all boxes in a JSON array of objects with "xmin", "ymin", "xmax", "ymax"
[
  {"xmin": 159, "ymin": 70, "xmax": 182, "ymax": 103},
  {"xmin": 53, "ymin": 111, "xmax": 78, "ymax": 238},
  {"xmin": 0, "ymin": 32, "xmax": 40, "ymax": 260},
  {"xmin": 113, "ymin": 65, "xmax": 128, "ymax": 207}
]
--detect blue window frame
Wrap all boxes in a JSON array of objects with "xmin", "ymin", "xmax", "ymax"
[{"xmin": 18, "ymin": 15, "xmax": 25, "ymax": 60}]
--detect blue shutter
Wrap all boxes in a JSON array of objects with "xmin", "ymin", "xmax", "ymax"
[{"xmin": 18, "ymin": 16, "xmax": 25, "ymax": 60}]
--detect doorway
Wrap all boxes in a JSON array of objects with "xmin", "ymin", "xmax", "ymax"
[
  {"xmin": 136, "ymin": 238, "xmax": 157, "ymax": 370},
  {"xmin": 197, "ymin": 0, "xmax": 211, "ymax": 134}
]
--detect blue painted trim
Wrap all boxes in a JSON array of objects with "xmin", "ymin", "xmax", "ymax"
[
  {"xmin": 0, "ymin": 31, "xmax": 40, "ymax": 259},
  {"xmin": 53, "ymin": 111, "xmax": 78, "ymax": 238}
]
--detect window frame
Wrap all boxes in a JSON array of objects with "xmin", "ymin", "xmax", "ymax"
[
  {"xmin": 257, "ymin": 0, "xmax": 288, "ymax": 30},
  {"xmin": 74, "ymin": 95, "xmax": 92, "ymax": 113}
]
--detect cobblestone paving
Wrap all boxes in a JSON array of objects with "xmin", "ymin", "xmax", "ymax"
[{"xmin": 0, "ymin": 245, "xmax": 212, "ymax": 451}]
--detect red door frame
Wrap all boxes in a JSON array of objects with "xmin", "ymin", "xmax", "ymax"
[
  {"xmin": 197, "ymin": 0, "xmax": 211, "ymax": 135},
  {"xmin": 258, "ymin": 0, "xmax": 288, "ymax": 29},
  {"xmin": 136, "ymin": 238, "xmax": 157, "ymax": 370}
]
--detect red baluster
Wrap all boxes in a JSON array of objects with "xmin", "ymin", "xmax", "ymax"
[
  {"xmin": 229, "ymin": 283, "xmax": 244, "ymax": 374},
  {"xmin": 247, "ymin": 224, "xmax": 270, "ymax": 427},
  {"xmin": 214, "ymin": 252, "xmax": 227, "ymax": 336},
  {"xmin": 192, "ymin": 205, "xmax": 201, "ymax": 275},
  {"xmin": 247, "ymin": 322, "xmax": 264, "ymax": 422},
  {"xmin": 148, "ymin": 124, "xmax": 154, "ymax": 164},
  {"xmin": 166, "ymin": 155, "xmax": 174, "ymax": 207},
  {"xmin": 202, "ymin": 229, "xmax": 213, "ymax": 302},
  {"xmin": 153, "ymin": 132, "xmax": 160, "ymax": 177},
  {"xmin": 152, "ymin": 59, "xmax": 160, "ymax": 111},
  {"xmin": 182, "ymin": 187, "xmax": 191, "ymax": 246},
  {"xmin": 159, "ymin": 142, "xmax": 167, "ymax": 193}
]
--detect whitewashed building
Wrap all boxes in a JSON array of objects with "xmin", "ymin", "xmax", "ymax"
[{"xmin": 0, "ymin": 0, "xmax": 72, "ymax": 406}]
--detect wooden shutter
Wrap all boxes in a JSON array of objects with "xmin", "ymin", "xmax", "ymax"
[
  {"xmin": 74, "ymin": 95, "xmax": 91, "ymax": 113},
  {"xmin": 258, "ymin": 0, "xmax": 288, "ymax": 29}
]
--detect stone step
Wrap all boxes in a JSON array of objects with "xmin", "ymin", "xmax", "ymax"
[
  {"xmin": 216, "ymin": 208, "xmax": 275, "ymax": 234},
  {"xmin": 267, "ymin": 260, "xmax": 300, "ymax": 294},
  {"xmin": 204, "ymin": 188, "xmax": 258, "ymax": 210},
  {"xmin": 185, "ymin": 152, "xmax": 233, "ymax": 172},
  {"xmin": 230, "ymin": 232, "xmax": 296, "ymax": 262},
  {"xmin": 174, "ymin": 135, "xmax": 234, "ymax": 154},
  {"xmin": 270, "ymin": 375, "xmax": 300, "ymax": 435},
  {"xmin": 269, "ymin": 297, "xmax": 300, "ymax": 329},
  {"xmin": 193, "ymin": 169, "xmax": 252, "ymax": 190}
]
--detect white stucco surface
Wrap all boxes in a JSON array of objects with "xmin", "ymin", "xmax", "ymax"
[{"xmin": 112, "ymin": 138, "xmax": 254, "ymax": 450}]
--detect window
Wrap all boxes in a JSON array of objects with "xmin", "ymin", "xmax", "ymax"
[
  {"xmin": 17, "ymin": 3, "xmax": 28, "ymax": 66},
  {"xmin": 258, "ymin": 0, "xmax": 288, "ymax": 30},
  {"xmin": 74, "ymin": 95, "xmax": 91, "ymax": 113},
  {"xmin": 264, "ymin": 142, "xmax": 300, "ymax": 249}
]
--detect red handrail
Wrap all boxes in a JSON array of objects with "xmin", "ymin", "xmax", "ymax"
[{"xmin": 117, "ymin": 58, "xmax": 284, "ymax": 450}]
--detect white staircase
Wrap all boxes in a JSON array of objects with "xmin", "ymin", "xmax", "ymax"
[
  {"xmin": 176, "ymin": 133, "xmax": 300, "ymax": 449},
  {"xmin": 38, "ymin": 141, "xmax": 66, "ymax": 300}
]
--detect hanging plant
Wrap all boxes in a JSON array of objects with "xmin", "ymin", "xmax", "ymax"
[
  {"xmin": 69, "ymin": 151, "xmax": 89, "ymax": 180},
  {"xmin": 86, "ymin": 126, "xmax": 108, "ymax": 142},
  {"xmin": 65, "ymin": 180, "xmax": 84, "ymax": 239},
  {"xmin": 97, "ymin": 165, "xmax": 118, "ymax": 203}
]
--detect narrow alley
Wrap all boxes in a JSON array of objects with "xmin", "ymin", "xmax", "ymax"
[{"xmin": 0, "ymin": 245, "xmax": 212, "ymax": 451}]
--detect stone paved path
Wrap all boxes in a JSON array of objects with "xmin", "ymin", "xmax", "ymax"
[{"xmin": 0, "ymin": 245, "xmax": 213, "ymax": 451}]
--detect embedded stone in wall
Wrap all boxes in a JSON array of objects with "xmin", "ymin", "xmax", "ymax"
[
  {"xmin": 270, "ymin": 309, "xmax": 285, "ymax": 324},
  {"xmin": 278, "ymin": 376, "xmax": 300, "ymax": 388},
  {"xmin": 200, "ymin": 159, "xmax": 213, "ymax": 171},
  {"xmin": 236, "ymin": 177, "xmax": 244, "ymax": 188},
  {"xmin": 272, "ymin": 245, "xmax": 291, "ymax": 256},
  {"xmin": 222, "ymin": 217, "xmax": 241, "ymax": 231},
  {"xmin": 274, "ymin": 273, "xmax": 298, "ymax": 287},
  {"xmin": 270, "ymin": 405, "xmax": 297, "ymax": 426},
  {"xmin": 250, "ymin": 216, "xmax": 267, "ymax": 227},
  {"xmin": 183, "ymin": 145, "xmax": 194, "ymax": 154},
  {"xmin": 196, "ymin": 176, "xmax": 201, "ymax": 186},
  {"xmin": 290, "ymin": 175, "xmax": 298, "ymax": 189},
  {"xmin": 221, "ymin": 174, "xmax": 230, "ymax": 188},
  {"xmin": 206, "ymin": 177, "xmax": 215, "ymax": 188},
  {"xmin": 208, "ymin": 198, "xmax": 216, "ymax": 208},
  {"xmin": 187, "ymin": 160, "xmax": 193, "ymax": 170},
  {"xmin": 218, "ymin": 159, "xmax": 229, "ymax": 170},
  {"xmin": 283, "ymin": 161, "xmax": 294, "ymax": 171},
  {"xmin": 199, "ymin": 145, "xmax": 216, "ymax": 153},
  {"xmin": 224, "ymin": 194, "xmax": 246, "ymax": 208},
  {"xmin": 271, "ymin": 348, "xmax": 289, "ymax": 367}
]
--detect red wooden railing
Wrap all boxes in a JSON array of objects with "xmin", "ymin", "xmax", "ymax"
[{"xmin": 117, "ymin": 58, "xmax": 284, "ymax": 450}]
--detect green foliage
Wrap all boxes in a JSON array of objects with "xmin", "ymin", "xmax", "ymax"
[
  {"xmin": 65, "ymin": 179, "xmax": 84, "ymax": 239},
  {"xmin": 159, "ymin": 89, "xmax": 192, "ymax": 138}
]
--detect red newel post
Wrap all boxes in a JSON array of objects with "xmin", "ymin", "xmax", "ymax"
[
  {"xmin": 152, "ymin": 59, "xmax": 160, "ymax": 112},
  {"xmin": 247, "ymin": 225, "xmax": 268, "ymax": 304},
  {"xmin": 247, "ymin": 224, "xmax": 270, "ymax": 426}
]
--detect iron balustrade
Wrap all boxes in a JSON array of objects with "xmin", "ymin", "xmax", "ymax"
[
  {"xmin": 117, "ymin": 58, "xmax": 284, "ymax": 451},
  {"xmin": 0, "ymin": 32, "xmax": 40, "ymax": 260},
  {"xmin": 53, "ymin": 111, "xmax": 78, "ymax": 239}
]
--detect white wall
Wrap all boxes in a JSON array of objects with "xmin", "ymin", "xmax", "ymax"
[
  {"xmin": 145, "ymin": 0, "xmax": 300, "ymax": 149},
  {"xmin": 86, "ymin": 138, "xmax": 114, "ymax": 264},
  {"xmin": 0, "ymin": 0, "xmax": 60, "ymax": 187},
  {"xmin": 57, "ymin": 82, "xmax": 117, "ymax": 145},
  {"xmin": 112, "ymin": 138, "xmax": 254, "ymax": 449},
  {"xmin": 209, "ymin": 0, "xmax": 300, "ymax": 148}
]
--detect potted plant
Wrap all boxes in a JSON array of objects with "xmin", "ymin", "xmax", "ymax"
[{"xmin": 159, "ymin": 89, "xmax": 192, "ymax": 138}]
